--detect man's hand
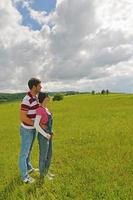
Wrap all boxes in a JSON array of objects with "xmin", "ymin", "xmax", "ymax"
[
  {"xmin": 51, "ymin": 132, "xmax": 55, "ymax": 136},
  {"xmin": 20, "ymin": 110, "xmax": 34, "ymax": 126}
]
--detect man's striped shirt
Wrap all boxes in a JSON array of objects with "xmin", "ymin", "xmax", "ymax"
[{"xmin": 21, "ymin": 92, "xmax": 39, "ymax": 129}]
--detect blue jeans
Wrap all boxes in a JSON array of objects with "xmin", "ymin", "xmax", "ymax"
[
  {"xmin": 19, "ymin": 126, "xmax": 36, "ymax": 179},
  {"xmin": 38, "ymin": 133, "xmax": 52, "ymax": 177}
]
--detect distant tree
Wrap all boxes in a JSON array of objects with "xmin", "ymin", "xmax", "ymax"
[
  {"xmin": 53, "ymin": 93, "xmax": 64, "ymax": 101},
  {"xmin": 106, "ymin": 89, "xmax": 109, "ymax": 95},
  {"xmin": 91, "ymin": 90, "xmax": 95, "ymax": 95},
  {"xmin": 101, "ymin": 90, "xmax": 105, "ymax": 94},
  {"xmin": 65, "ymin": 91, "xmax": 77, "ymax": 96}
]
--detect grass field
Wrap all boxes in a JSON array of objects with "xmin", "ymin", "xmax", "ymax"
[{"xmin": 0, "ymin": 94, "xmax": 133, "ymax": 200}]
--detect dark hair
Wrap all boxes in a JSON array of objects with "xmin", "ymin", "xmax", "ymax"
[
  {"xmin": 38, "ymin": 92, "xmax": 49, "ymax": 103},
  {"xmin": 28, "ymin": 78, "xmax": 41, "ymax": 90}
]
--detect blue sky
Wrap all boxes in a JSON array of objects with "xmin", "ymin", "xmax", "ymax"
[
  {"xmin": 16, "ymin": 0, "xmax": 56, "ymax": 30},
  {"xmin": 32, "ymin": 0, "xmax": 56, "ymax": 13}
]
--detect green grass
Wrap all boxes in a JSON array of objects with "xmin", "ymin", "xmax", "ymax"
[{"xmin": 0, "ymin": 94, "xmax": 133, "ymax": 200}]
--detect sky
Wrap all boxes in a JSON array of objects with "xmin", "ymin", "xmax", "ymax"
[{"xmin": 0, "ymin": 0, "xmax": 133, "ymax": 93}]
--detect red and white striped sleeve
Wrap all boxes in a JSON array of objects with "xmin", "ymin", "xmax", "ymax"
[{"xmin": 21, "ymin": 96, "xmax": 30, "ymax": 111}]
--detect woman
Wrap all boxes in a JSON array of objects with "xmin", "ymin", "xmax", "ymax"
[{"xmin": 34, "ymin": 92, "xmax": 54, "ymax": 182}]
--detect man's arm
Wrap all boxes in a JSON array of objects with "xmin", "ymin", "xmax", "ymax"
[{"xmin": 20, "ymin": 110, "xmax": 34, "ymax": 126}]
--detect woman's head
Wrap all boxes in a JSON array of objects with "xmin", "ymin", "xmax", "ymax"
[{"xmin": 38, "ymin": 92, "xmax": 50, "ymax": 105}]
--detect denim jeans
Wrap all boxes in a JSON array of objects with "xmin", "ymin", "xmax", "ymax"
[
  {"xmin": 45, "ymin": 113, "xmax": 53, "ymax": 133},
  {"xmin": 38, "ymin": 113, "xmax": 53, "ymax": 176},
  {"xmin": 38, "ymin": 133, "xmax": 52, "ymax": 176},
  {"xmin": 19, "ymin": 125, "xmax": 36, "ymax": 179}
]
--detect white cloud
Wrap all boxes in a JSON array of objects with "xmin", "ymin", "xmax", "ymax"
[
  {"xmin": 0, "ymin": 0, "xmax": 133, "ymax": 93},
  {"xmin": 95, "ymin": 0, "xmax": 133, "ymax": 34},
  {"xmin": 0, "ymin": 0, "xmax": 49, "ymax": 91}
]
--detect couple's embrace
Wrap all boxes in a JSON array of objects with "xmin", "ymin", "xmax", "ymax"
[{"xmin": 19, "ymin": 78, "xmax": 54, "ymax": 184}]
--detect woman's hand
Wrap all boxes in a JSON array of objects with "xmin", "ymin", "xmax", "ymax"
[
  {"xmin": 40, "ymin": 123, "xmax": 47, "ymax": 130},
  {"xmin": 46, "ymin": 134, "xmax": 51, "ymax": 140}
]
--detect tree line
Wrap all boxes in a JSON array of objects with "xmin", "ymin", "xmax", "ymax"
[
  {"xmin": 0, "ymin": 90, "xmax": 110, "ymax": 103},
  {"xmin": 91, "ymin": 89, "xmax": 109, "ymax": 95}
]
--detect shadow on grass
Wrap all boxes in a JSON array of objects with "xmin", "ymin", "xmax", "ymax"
[
  {"xmin": 0, "ymin": 175, "xmax": 44, "ymax": 200},
  {"xmin": 0, "ymin": 176, "xmax": 22, "ymax": 200}
]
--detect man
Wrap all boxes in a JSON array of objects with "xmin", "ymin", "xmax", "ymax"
[{"xmin": 19, "ymin": 78, "xmax": 42, "ymax": 183}]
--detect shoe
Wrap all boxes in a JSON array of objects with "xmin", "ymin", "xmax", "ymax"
[
  {"xmin": 28, "ymin": 168, "xmax": 39, "ymax": 173},
  {"xmin": 23, "ymin": 176, "xmax": 35, "ymax": 184},
  {"xmin": 46, "ymin": 174, "xmax": 53, "ymax": 180},
  {"xmin": 47, "ymin": 172, "xmax": 55, "ymax": 177}
]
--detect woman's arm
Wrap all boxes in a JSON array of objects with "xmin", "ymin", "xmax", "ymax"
[{"xmin": 34, "ymin": 115, "xmax": 51, "ymax": 140}]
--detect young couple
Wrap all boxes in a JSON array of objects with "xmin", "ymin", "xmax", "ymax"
[{"xmin": 19, "ymin": 78, "xmax": 54, "ymax": 183}]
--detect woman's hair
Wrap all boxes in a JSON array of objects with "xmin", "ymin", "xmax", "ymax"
[{"xmin": 38, "ymin": 92, "xmax": 49, "ymax": 103}]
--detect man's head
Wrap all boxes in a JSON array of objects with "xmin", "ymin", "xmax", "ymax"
[{"xmin": 28, "ymin": 78, "xmax": 42, "ymax": 94}]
